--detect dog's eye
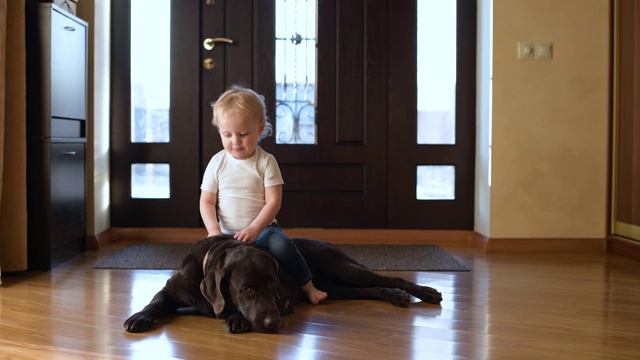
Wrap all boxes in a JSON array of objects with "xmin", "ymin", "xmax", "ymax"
[
  {"xmin": 269, "ymin": 280, "xmax": 277, "ymax": 288},
  {"xmin": 241, "ymin": 287, "xmax": 256, "ymax": 296}
]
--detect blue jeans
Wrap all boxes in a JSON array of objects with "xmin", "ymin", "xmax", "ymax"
[{"xmin": 253, "ymin": 224, "xmax": 312, "ymax": 286}]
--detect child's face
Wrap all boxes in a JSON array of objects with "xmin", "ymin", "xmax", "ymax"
[{"xmin": 217, "ymin": 111, "xmax": 265, "ymax": 160}]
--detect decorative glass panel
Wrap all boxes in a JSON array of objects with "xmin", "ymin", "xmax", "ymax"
[
  {"xmin": 417, "ymin": 165, "xmax": 455, "ymax": 200},
  {"xmin": 275, "ymin": 0, "xmax": 317, "ymax": 145},
  {"xmin": 131, "ymin": 163, "xmax": 170, "ymax": 199},
  {"xmin": 131, "ymin": 0, "xmax": 170, "ymax": 143},
  {"xmin": 417, "ymin": 0, "xmax": 456, "ymax": 145}
]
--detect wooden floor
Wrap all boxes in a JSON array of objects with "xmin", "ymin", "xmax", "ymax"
[{"xmin": 2, "ymin": 239, "xmax": 640, "ymax": 359}]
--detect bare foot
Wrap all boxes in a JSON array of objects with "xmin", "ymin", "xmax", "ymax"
[{"xmin": 301, "ymin": 281, "xmax": 328, "ymax": 305}]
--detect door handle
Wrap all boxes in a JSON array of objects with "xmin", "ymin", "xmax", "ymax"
[{"xmin": 203, "ymin": 37, "xmax": 234, "ymax": 51}]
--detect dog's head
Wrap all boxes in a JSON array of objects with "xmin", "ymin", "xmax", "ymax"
[{"xmin": 200, "ymin": 244, "xmax": 282, "ymax": 333}]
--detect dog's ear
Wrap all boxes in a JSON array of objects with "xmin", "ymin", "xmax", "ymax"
[
  {"xmin": 200, "ymin": 248, "xmax": 232, "ymax": 317},
  {"xmin": 200, "ymin": 268, "xmax": 227, "ymax": 317},
  {"xmin": 211, "ymin": 266, "xmax": 227, "ymax": 315}
]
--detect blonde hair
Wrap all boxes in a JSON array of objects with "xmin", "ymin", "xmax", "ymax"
[{"xmin": 211, "ymin": 85, "xmax": 273, "ymax": 140}]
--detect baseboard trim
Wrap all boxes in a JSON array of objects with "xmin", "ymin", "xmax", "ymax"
[
  {"xmin": 110, "ymin": 227, "xmax": 208, "ymax": 243},
  {"xmin": 93, "ymin": 228, "xmax": 611, "ymax": 254},
  {"xmin": 482, "ymin": 237, "xmax": 606, "ymax": 253},
  {"xmin": 101, "ymin": 227, "xmax": 476, "ymax": 246},
  {"xmin": 282, "ymin": 228, "xmax": 476, "ymax": 245},
  {"xmin": 86, "ymin": 228, "xmax": 115, "ymax": 251},
  {"xmin": 607, "ymin": 236, "xmax": 640, "ymax": 261}
]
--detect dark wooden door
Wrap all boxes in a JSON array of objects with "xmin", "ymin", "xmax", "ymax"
[
  {"xmin": 259, "ymin": 0, "xmax": 388, "ymax": 228},
  {"xmin": 195, "ymin": 1, "xmax": 388, "ymax": 229},
  {"xmin": 614, "ymin": 0, "xmax": 640, "ymax": 241},
  {"xmin": 110, "ymin": 0, "xmax": 476, "ymax": 230},
  {"xmin": 199, "ymin": 0, "xmax": 274, "ymax": 168}
]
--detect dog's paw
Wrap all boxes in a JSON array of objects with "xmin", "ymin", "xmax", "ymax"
[
  {"xmin": 225, "ymin": 313, "xmax": 252, "ymax": 333},
  {"xmin": 124, "ymin": 312, "xmax": 156, "ymax": 333},
  {"xmin": 383, "ymin": 288, "xmax": 411, "ymax": 307},
  {"xmin": 418, "ymin": 286, "xmax": 443, "ymax": 304}
]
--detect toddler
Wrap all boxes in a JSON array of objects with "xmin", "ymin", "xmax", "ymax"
[{"xmin": 200, "ymin": 85, "xmax": 327, "ymax": 305}]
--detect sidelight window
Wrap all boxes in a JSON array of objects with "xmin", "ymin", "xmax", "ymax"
[
  {"xmin": 275, "ymin": 0, "xmax": 317, "ymax": 145},
  {"xmin": 417, "ymin": 165, "xmax": 455, "ymax": 200},
  {"xmin": 417, "ymin": 0, "xmax": 456, "ymax": 145},
  {"xmin": 129, "ymin": 0, "xmax": 171, "ymax": 200},
  {"xmin": 416, "ymin": 0, "xmax": 457, "ymax": 201},
  {"xmin": 131, "ymin": 163, "xmax": 170, "ymax": 199},
  {"xmin": 130, "ymin": 0, "xmax": 171, "ymax": 143}
]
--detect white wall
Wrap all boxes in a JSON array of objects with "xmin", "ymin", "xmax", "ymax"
[
  {"xmin": 475, "ymin": 0, "xmax": 493, "ymax": 237},
  {"xmin": 78, "ymin": 0, "xmax": 111, "ymax": 237}
]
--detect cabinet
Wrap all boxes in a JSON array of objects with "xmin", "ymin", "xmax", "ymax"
[{"xmin": 26, "ymin": 3, "xmax": 88, "ymax": 270}]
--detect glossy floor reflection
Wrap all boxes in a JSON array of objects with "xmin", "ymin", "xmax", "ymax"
[{"xmin": 1, "ymin": 243, "xmax": 640, "ymax": 359}]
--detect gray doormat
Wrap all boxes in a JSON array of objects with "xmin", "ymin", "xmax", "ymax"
[{"xmin": 94, "ymin": 243, "xmax": 469, "ymax": 271}]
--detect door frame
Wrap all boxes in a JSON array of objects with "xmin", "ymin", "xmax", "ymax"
[
  {"xmin": 611, "ymin": 0, "xmax": 640, "ymax": 241},
  {"xmin": 109, "ymin": 0, "xmax": 476, "ymax": 230}
]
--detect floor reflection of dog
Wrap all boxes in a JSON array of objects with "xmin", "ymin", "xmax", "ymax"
[{"xmin": 124, "ymin": 236, "xmax": 443, "ymax": 334}]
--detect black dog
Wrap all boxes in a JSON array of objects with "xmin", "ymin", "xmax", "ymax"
[{"xmin": 124, "ymin": 236, "xmax": 443, "ymax": 334}]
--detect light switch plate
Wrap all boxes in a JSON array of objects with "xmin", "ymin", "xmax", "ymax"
[
  {"xmin": 534, "ymin": 42, "xmax": 553, "ymax": 60},
  {"xmin": 517, "ymin": 42, "xmax": 535, "ymax": 60},
  {"xmin": 518, "ymin": 41, "xmax": 553, "ymax": 61}
]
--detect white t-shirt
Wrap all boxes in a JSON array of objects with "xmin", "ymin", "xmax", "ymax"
[{"xmin": 201, "ymin": 147, "xmax": 284, "ymax": 234}]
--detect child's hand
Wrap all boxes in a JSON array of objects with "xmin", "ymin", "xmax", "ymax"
[{"xmin": 234, "ymin": 226, "xmax": 260, "ymax": 243}]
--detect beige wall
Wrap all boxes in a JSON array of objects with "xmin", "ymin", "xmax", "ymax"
[
  {"xmin": 476, "ymin": 0, "xmax": 610, "ymax": 239},
  {"xmin": 0, "ymin": 0, "xmax": 27, "ymax": 271}
]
